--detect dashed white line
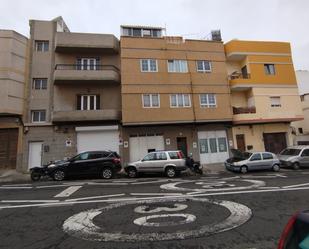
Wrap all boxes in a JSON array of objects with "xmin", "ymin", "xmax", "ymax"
[
  {"xmin": 65, "ymin": 193, "xmax": 125, "ymax": 202},
  {"xmin": 282, "ymin": 182, "xmax": 309, "ymax": 188},
  {"xmin": 54, "ymin": 186, "xmax": 82, "ymax": 198},
  {"xmin": 130, "ymin": 193, "xmax": 183, "ymax": 196}
]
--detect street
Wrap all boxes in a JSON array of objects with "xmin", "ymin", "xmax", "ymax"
[{"xmin": 1, "ymin": 170, "xmax": 309, "ymax": 249}]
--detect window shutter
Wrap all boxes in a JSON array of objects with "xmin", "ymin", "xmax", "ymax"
[
  {"xmin": 96, "ymin": 95, "xmax": 100, "ymax": 110},
  {"xmin": 76, "ymin": 95, "xmax": 81, "ymax": 110}
]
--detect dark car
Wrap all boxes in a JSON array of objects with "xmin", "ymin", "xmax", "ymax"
[
  {"xmin": 30, "ymin": 150, "xmax": 121, "ymax": 181},
  {"xmin": 278, "ymin": 210, "xmax": 309, "ymax": 249}
]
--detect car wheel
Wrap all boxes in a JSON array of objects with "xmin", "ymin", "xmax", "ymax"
[
  {"xmin": 272, "ymin": 164, "xmax": 280, "ymax": 172},
  {"xmin": 240, "ymin": 166, "xmax": 248, "ymax": 174},
  {"xmin": 166, "ymin": 167, "xmax": 176, "ymax": 178},
  {"xmin": 53, "ymin": 170, "xmax": 65, "ymax": 181},
  {"xmin": 293, "ymin": 162, "xmax": 300, "ymax": 170},
  {"xmin": 102, "ymin": 167, "xmax": 113, "ymax": 179},
  {"xmin": 30, "ymin": 171, "xmax": 41, "ymax": 181},
  {"xmin": 127, "ymin": 167, "xmax": 137, "ymax": 178}
]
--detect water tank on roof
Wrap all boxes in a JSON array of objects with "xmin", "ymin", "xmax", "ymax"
[{"xmin": 211, "ymin": 30, "xmax": 222, "ymax": 41}]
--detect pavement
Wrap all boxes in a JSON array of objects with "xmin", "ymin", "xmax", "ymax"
[{"xmin": 0, "ymin": 169, "xmax": 309, "ymax": 249}]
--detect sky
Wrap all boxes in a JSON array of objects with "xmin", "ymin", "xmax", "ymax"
[{"xmin": 1, "ymin": 0, "xmax": 309, "ymax": 71}]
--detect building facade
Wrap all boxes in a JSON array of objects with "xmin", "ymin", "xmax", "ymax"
[
  {"xmin": 0, "ymin": 30, "xmax": 28, "ymax": 170},
  {"xmin": 22, "ymin": 17, "xmax": 121, "ymax": 172},
  {"xmin": 120, "ymin": 26, "xmax": 233, "ymax": 165},
  {"xmin": 225, "ymin": 40, "xmax": 303, "ymax": 154}
]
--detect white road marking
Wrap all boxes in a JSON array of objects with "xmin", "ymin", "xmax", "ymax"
[
  {"xmin": 131, "ymin": 179, "xmax": 170, "ymax": 185},
  {"xmin": 259, "ymin": 187, "xmax": 280, "ymax": 189},
  {"xmin": 66, "ymin": 194, "xmax": 125, "ymax": 202},
  {"xmin": 301, "ymin": 172, "xmax": 309, "ymax": 175},
  {"xmin": 134, "ymin": 203, "xmax": 188, "ymax": 214},
  {"xmin": 2, "ymin": 184, "xmax": 32, "ymax": 186},
  {"xmin": 282, "ymin": 182, "xmax": 309, "ymax": 188},
  {"xmin": 1, "ymin": 200, "xmax": 59, "ymax": 203},
  {"xmin": 0, "ymin": 186, "xmax": 32, "ymax": 189},
  {"xmin": 54, "ymin": 186, "xmax": 82, "ymax": 198},
  {"xmin": 62, "ymin": 197, "xmax": 252, "ymax": 242},
  {"xmin": 130, "ymin": 193, "xmax": 183, "ymax": 196},
  {"xmin": 87, "ymin": 182, "xmax": 128, "ymax": 186},
  {"xmin": 36, "ymin": 185, "xmax": 69, "ymax": 189}
]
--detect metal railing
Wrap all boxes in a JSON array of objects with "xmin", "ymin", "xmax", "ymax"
[
  {"xmin": 55, "ymin": 64, "xmax": 120, "ymax": 72},
  {"xmin": 229, "ymin": 73, "xmax": 251, "ymax": 80},
  {"xmin": 233, "ymin": 106, "xmax": 256, "ymax": 114}
]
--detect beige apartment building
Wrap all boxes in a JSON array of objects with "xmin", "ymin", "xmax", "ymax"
[
  {"xmin": 22, "ymin": 17, "xmax": 121, "ymax": 171},
  {"xmin": 0, "ymin": 30, "xmax": 28, "ymax": 170},
  {"xmin": 120, "ymin": 26, "xmax": 233, "ymax": 164}
]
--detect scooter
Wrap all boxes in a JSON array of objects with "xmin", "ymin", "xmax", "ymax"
[{"xmin": 186, "ymin": 155, "xmax": 203, "ymax": 175}]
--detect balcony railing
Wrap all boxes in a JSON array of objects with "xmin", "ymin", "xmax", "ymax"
[
  {"xmin": 229, "ymin": 73, "xmax": 251, "ymax": 80},
  {"xmin": 233, "ymin": 106, "xmax": 256, "ymax": 115},
  {"xmin": 55, "ymin": 64, "xmax": 119, "ymax": 72}
]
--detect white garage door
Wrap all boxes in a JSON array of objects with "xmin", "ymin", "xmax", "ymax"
[
  {"xmin": 129, "ymin": 135, "xmax": 164, "ymax": 162},
  {"xmin": 198, "ymin": 130, "xmax": 229, "ymax": 164},
  {"xmin": 76, "ymin": 126, "xmax": 119, "ymax": 153}
]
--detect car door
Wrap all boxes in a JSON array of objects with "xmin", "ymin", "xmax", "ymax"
[
  {"xmin": 87, "ymin": 152, "xmax": 106, "ymax": 176},
  {"xmin": 262, "ymin": 153, "xmax": 275, "ymax": 170},
  {"xmin": 153, "ymin": 152, "xmax": 168, "ymax": 172},
  {"xmin": 247, "ymin": 153, "xmax": 263, "ymax": 171},
  {"xmin": 68, "ymin": 152, "xmax": 92, "ymax": 177},
  {"xmin": 299, "ymin": 149, "xmax": 309, "ymax": 167},
  {"xmin": 138, "ymin": 152, "xmax": 157, "ymax": 172}
]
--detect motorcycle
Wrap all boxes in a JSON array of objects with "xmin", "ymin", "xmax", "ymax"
[
  {"xmin": 30, "ymin": 159, "xmax": 65, "ymax": 181},
  {"xmin": 185, "ymin": 155, "xmax": 203, "ymax": 175}
]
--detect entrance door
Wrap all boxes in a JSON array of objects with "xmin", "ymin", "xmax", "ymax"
[
  {"xmin": 28, "ymin": 142, "xmax": 43, "ymax": 170},
  {"xmin": 0, "ymin": 128, "xmax": 18, "ymax": 169},
  {"xmin": 236, "ymin": 134, "xmax": 246, "ymax": 152},
  {"xmin": 263, "ymin": 133, "xmax": 287, "ymax": 154},
  {"xmin": 177, "ymin": 137, "xmax": 188, "ymax": 157}
]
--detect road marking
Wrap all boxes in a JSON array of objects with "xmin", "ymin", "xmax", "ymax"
[
  {"xmin": 1, "ymin": 200, "xmax": 59, "ymax": 203},
  {"xmin": 131, "ymin": 179, "xmax": 170, "ymax": 185},
  {"xmin": 259, "ymin": 187, "xmax": 280, "ymax": 189},
  {"xmin": 66, "ymin": 194, "xmax": 125, "ymax": 202},
  {"xmin": 130, "ymin": 193, "xmax": 183, "ymax": 196},
  {"xmin": 54, "ymin": 186, "xmax": 82, "ymax": 198},
  {"xmin": 87, "ymin": 182, "xmax": 128, "ymax": 186},
  {"xmin": 36, "ymin": 185, "xmax": 69, "ymax": 189},
  {"xmin": 0, "ymin": 186, "xmax": 32, "ymax": 189},
  {"xmin": 134, "ymin": 203, "xmax": 188, "ymax": 214},
  {"xmin": 2, "ymin": 184, "xmax": 32, "ymax": 186},
  {"xmin": 62, "ymin": 197, "xmax": 252, "ymax": 242},
  {"xmin": 282, "ymin": 182, "xmax": 309, "ymax": 188},
  {"xmin": 301, "ymin": 172, "xmax": 309, "ymax": 175}
]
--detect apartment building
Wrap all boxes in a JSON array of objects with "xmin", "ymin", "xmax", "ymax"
[
  {"xmin": 120, "ymin": 26, "xmax": 233, "ymax": 164},
  {"xmin": 0, "ymin": 30, "xmax": 28, "ymax": 170},
  {"xmin": 225, "ymin": 40, "xmax": 303, "ymax": 154},
  {"xmin": 22, "ymin": 17, "xmax": 121, "ymax": 172}
]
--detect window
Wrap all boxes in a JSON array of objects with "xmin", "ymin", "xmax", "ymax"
[
  {"xmin": 301, "ymin": 149, "xmax": 309, "ymax": 157},
  {"xmin": 218, "ymin": 137, "xmax": 227, "ymax": 152},
  {"xmin": 170, "ymin": 94, "xmax": 191, "ymax": 107},
  {"xmin": 250, "ymin": 153, "xmax": 262, "ymax": 161},
  {"xmin": 35, "ymin": 41, "xmax": 49, "ymax": 52},
  {"xmin": 88, "ymin": 152, "xmax": 104, "ymax": 160},
  {"xmin": 270, "ymin": 97, "xmax": 281, "ymax": 107},
  {"xmin": 299, "ymin": 128, "xmax": 303, "ymax": 134},
  {"xmin": 32, "ymin": 78, "xmax": 47, "ymax": 90},
  {"xmin": 209, "ymin": 138, "xmax": 217, "ymax": 153},
  {"xmin": 262, "ymin": 153, "xmax": 273, "ymax": 160},
  {"xmin": 142, "ymin": 94, "xmax": 160, "ymax": 108},
  {"xmin": 140, "ymin": 59, "xmax": 157, "ymax": 72},
  {"xmin": 168, "ymin": 60, "xmax": 188, "ymax": 73},
  {"xmin": 76, "ymin": 58, "xmax": 100, "ymax": 70},
  {"xmin": 264, "ymin": 64, "xmax": 275, "ymax": 75},
  {"xmin": 168, "ymin": 152, "xmax": 182, "ymax": 159},
  {"xmin": 199, "ymin": 139, "xmax": 208, "ymax": 154},
  {"xmin": 77, "ymin": 95, "xmax": 100, "ymax": 110},
  {"xmin": 73, "ymin": 152, "xmax": 90, "ymax": 161},
  {"xmin": 31, "ymin": 110, "xmax": 46, "ymax": 123},
  {"xmin": 143, "ymin": 153, "xmax": 156, "ymax": 161},
  {"xmin": 156, "ymin": 152, "xmax": 167, "ymax": 160},
  {"xmin": 196, "ymin": 60, "xmax": 211, "ymax": 72},
  {"xmin": 200, "ymin": 94, "xmax": 216, "ymax": 108}
]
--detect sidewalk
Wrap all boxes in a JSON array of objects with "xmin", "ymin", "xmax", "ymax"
[
  {"xmin": 202, "ymin": 163, "xmax": 227, "ymax": 174},
  {"xmin": 0, "ymin": 170, "xmax": 30, "ymax": 183}
]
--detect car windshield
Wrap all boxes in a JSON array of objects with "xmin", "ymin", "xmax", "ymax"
[{"xmin": 280, "ymin": 149, "xmax": 301, "ymax": 156}]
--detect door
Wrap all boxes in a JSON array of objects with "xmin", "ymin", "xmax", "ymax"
[
  {"xmin": 68, "ymin": 151, "xmax": 97, "ymax": 177},
  {"xmin": 262, "ymin": 152, "xmax": 275, "ymax": 170},
  {"xmin": 236, "ymin": 134, "xmax": 246, "ymax": 152},
  {"xmin": 129, "ymin": 135, "xmax": 164, "ymax": 162},
  {"xmin": 80, "ymin": 58, "xmax": 97, "ymax": 70},
  {"xmin": 28, "ymin": 142, "xmax": 43, "ymax": 170},
  {"xmin": 299, "ymin": 149, "xmax": 309, "ymax": 167},
  {"xmin": 248, "ymin": 153, "xmax": 264, "ymax": 171},
  {"xmin": 263, "ymin": 133, "xmax": 287, "ymax": 154},
  {"xmin": 138, "ymin": 152, "xmax": 157, "ymax": 173},
  {"xmin": 0, "ymin": 128, "xmax": 18, "ymax": 169},
  {"xmin": 177, "ymin": 137, "xmax": 187, "ymax": 157},
  {"xmin": 198, "ymin": 130, "xmax": 229, "ymax": 164}
]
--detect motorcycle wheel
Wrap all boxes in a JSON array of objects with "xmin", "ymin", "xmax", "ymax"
[{"xmin": 30, "ymin": 171, "xmax": 41, "ymax": 181}]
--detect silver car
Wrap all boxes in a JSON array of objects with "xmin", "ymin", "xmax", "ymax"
[
  {"xmin": 125, "ymin": 150, "xmax": 187, "ymax": 178},
  {"xmin": 225, "ymin": 149, "xmax": 280, "ymax": 173},
  {"xmin": 278, "ymin": 146, "xmax": 309, "ymax": 169}
]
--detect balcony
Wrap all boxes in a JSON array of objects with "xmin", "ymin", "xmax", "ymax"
[
  {"xmin": 52, "ymin": 109, "xmax": 121, "ymax": 122},
  {"xmin": 55, "ymin": 32, "xmax": 119, "ymax": 53},
  {"xmin": 228, "ymin": 72, "xmax": 252, "ymax": 90},
  {"xmin": 54, "ymin": 64, "xmax": 120, "ymax": 84},
  {"xmin": 233, "ymin": 106, "xmax": 256, "ymax": 115}
]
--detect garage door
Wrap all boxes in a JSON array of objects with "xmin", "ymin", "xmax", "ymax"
[
  {"xmin": 0, "ymin": 128, "xmax": 18, "ymax": 169},
  {"xmin": 263, "ymin": 132, "xmax": 287, "ymax": 154},
  {"xmin": 76, "ymin": 126, "xmax": 119, "ymax": 153},
  {"xmin": 198, "ymin": 130, "xmax": 229, "ymax": 164},
  {"xmin": 129, "ymin": 135, "xmax": 164, "ymax": 162}
]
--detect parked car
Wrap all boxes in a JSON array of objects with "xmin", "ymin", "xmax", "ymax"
[
  {"xmin": 30, "ymin": 150, "xmax": 121, "ymax": 181},
  {"xmin": 278, "ymin": 210, "xmax": 309, "ymax": 249},
  {"xmin": 278, "ymin": 146, "xmax": 309, "ymax": 170},
  {"xmin": 124, "ymin": 150, "xmax": 187, "ymax": 178},
  {"xmin": 225, "ymin": 149, "xmax": 280, "ymax": 173}
]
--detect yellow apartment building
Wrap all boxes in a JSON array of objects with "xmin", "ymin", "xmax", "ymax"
[{"xmin": 225, "ymin": 40, "xmax": 303, "ymax": 153}]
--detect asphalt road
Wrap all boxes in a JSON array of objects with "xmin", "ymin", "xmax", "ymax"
[{"xmin": 1, "ymin": 170, "xmax": 309, "ymax": 249}]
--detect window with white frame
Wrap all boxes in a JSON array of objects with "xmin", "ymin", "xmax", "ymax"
[
  {"xmin": 270, "ymin": 96, "xmax": 281, "ymax": 107},
  {"xmin": 142, "ymin": 94, "xmax": 160, "ymax": 108},
  {"xmin": 35, "ymin": 41, "xmax": 49, "ymax": 52},
  {"xmin": 140, "ymin": 59, "xmax": 157, "ymax": 72},
  {"xmin": 200, "ymin": 94, "xmax": 216, "ymax": 108},
  {"xmin": 77, "ymin": 95, "xmax": 100, "ymax": 110},
  {"xmin": 32, "ymin": 78, "xmax": 47, "ymax": 90},
  {"xmin": 31, "ymin": 110, "xmax": 46, "ymax": 123},
  {"xmin": 167, "ymin": 60, "xmax": 188, "ymax": 73},
  {"xmin": 76, "ymin": 58, "xmax": 100, "ymax": 70},
  {"xmin": 170, "ymin": 94, "xmax": 191, "ymax": 107},
  {"xmin": 264, "ymin": 64, "xmax": 276, "ymax": 75},
  {"xmin": 196, "ymin": 60, "xmax": 211, "ymax": 72}
]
